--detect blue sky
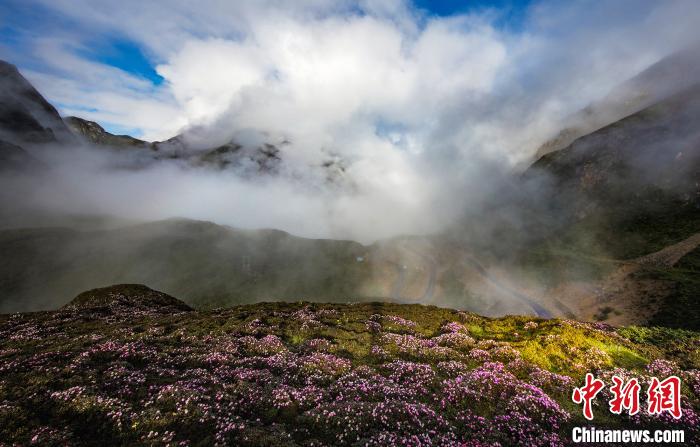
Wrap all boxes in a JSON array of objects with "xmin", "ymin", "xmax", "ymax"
[
  {"xmin": 416, "ymin": 0, "xmax": 532, "ymax": 27},
  {"xmin": 0, "ymin": 0, "xmax": 163, "ymax": 84},
  {"xmin": 74, "ymin": 40, "xmax": 164, "ymax": 86}
]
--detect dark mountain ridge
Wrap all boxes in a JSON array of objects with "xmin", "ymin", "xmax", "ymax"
[
  {"xmin": 63, "ymin": 116, "xmax": 151, "ymax": 148},
  {"xmin": 0, "ymin": 60, "xmax": 73, "ymax": 145},
  {"xmin": 0, "ymin": 218, "xmax": 373, "ymax": 313},
  {"xmin": 534, "ymin": 44, "xmax": 700, "ymax": 158}
]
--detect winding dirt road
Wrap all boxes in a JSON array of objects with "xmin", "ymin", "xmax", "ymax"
[
  {"xmin": 463, "ymin": 256, "xmax": 553, "ymax": 318},
  {"xmin": 384, "ymin": 240, "xmax": 552, "ymax": 318}
]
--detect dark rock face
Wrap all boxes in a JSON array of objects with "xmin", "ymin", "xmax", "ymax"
[
  {"xmin": 0, "ymin": 60, "xmax": 74, "ymax": 145},
  {"xmin": 193, "ymin": 141, "xmax": 282, "ymax": 173},
  {"xmin": 63, "ymin": 284, "xmax": 193, "ymax": 314}
]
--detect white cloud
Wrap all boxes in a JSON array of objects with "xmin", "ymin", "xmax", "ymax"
[{"xmin": 8, "ymin": 0, "xmax": 700, "ymax": 241}]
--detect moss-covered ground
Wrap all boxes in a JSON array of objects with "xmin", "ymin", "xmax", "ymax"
[{"xmin": 0, "ymin": 285, "xmax": 698, "ymax": 445}]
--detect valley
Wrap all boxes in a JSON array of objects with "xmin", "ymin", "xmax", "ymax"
[
  {"xmin": 1, "ymin": 52, "xmax": 698, "ymax": 325},
  {"xmin": 1, "ymin": 2, "xmax": 700, "ymax": 445}
]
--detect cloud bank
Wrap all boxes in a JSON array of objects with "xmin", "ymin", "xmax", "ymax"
[{"xmin": 2, "ymin": 0, "xmax": 700, "ymax": 242}]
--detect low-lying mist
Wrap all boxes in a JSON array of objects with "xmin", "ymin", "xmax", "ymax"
[{"xmin": 1, "ymin": 141, "xmax": 452, "ymax": 242}]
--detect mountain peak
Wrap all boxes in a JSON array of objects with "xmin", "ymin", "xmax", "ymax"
[
  {"xmin": 0, "ymin": 59, "xmax": 74, "ymax": 145},
  {"xmin": 64, "ymin": 116, "xmax": 149, "ymax": 148}
]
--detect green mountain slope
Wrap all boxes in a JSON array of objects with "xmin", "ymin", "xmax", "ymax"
[
  {"xmin": 499, "ymin": 85, "xmax": 700, "ymax": 328},
  {"xmin": 526, "ymin": 84, "xmax": 700, "ymax": 260},
  {"xmin": 0, "ymin": 219, "xmax": 375, "ymax": 312}
]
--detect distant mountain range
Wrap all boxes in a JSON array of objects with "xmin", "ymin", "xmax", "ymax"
[
  {"xmin": 0, "ymin": 59, "xmax": 303, "ymax": 176},
  {"xmin": 63, "ymin": 115, "xmax": 285, "ymax": 173},
  {"xmin": 0, "ymin": 57, "xmax": 698, "ymax": 328}
]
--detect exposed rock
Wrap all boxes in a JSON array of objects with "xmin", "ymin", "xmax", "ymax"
[{"xmin": 64, "ymin": 116, "xmax": 150, "ymax": 148}]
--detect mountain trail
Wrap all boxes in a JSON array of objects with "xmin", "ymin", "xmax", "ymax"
[{"xmin": 634, "ymin": 232, "xmax": 700, "ymax": 268}]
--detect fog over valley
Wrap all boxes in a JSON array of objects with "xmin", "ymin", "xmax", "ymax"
[{"xmin": 0, "ymin": 0, "xmax": 699, "ymax": 326}]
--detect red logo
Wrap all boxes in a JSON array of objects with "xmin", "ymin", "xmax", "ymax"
[
  {"xmin": 609, "ymin": 376, "xmax": 640, "ymax": 416},
  {"xmin": 647, "ymin": 376, "xmax": 682, "ymax": 419},
  {"xmin": 572, "ymin": 374, "xmax": 682, "ymax": 420},
  {"xmin": 572, "ymin": 373, "xmax": 605, "ymax": 420}
]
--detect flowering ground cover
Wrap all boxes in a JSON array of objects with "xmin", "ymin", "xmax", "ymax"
[{"xmin": 0, "ymin": 284, "xmax": 698, "ymax": 446}]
